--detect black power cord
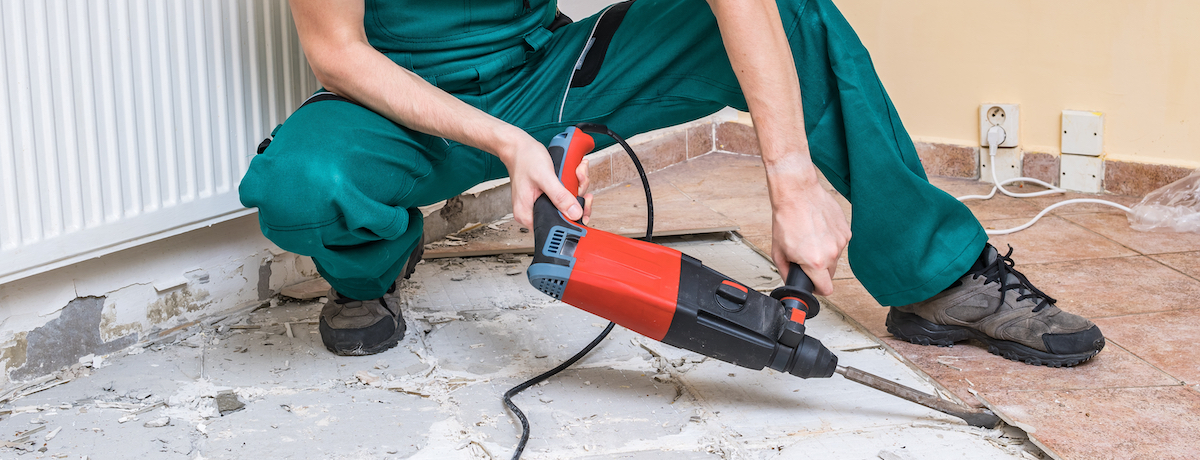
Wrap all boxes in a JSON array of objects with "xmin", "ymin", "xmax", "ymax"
[{"xmin": 503, "ymin": 124, "xmax": 654, "ymax": 460}]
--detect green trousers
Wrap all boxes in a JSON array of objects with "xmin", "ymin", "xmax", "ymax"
[{"xmin": 239, "ymin": 0, "xmax": 987, "ymax": 304}]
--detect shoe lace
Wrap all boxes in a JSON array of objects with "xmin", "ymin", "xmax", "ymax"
[{"xmin": 977, "ymin": 245, "xmax": 1057, "ymax": 312}]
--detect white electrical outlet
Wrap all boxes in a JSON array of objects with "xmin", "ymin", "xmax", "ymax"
[
  {"xmin": 979, "ymin": 104, "xmax": 1019, "ymax": 148},
  {"xmin": 1062, "ymin": 110, "xmax": 1104, "ymax": 156}
]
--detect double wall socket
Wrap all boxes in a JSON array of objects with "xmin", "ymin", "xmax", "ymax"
[
  {"xmin": 980, "ymin": 104, "xmax": 1019, "ymax": 148},
  {"xmin": 979, "ymin": 103, "xmax": 1021, "ymax": 184}
]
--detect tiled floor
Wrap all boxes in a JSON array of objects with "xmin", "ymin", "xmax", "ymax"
[{"xmin": 620, "ymin": 152, "xmax": 1200, "ymax": 460}]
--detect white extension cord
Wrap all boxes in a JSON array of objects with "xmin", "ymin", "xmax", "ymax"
[{"xmin": 957, "ymin": 125, "xmax": 1132, "ymax": 235}]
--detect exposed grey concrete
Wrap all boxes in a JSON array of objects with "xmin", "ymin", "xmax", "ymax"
[
  {"xmin": 258, "ymin": 262, "xmax": 273, "ymax": 301},
  {"xmin": 0, "ymin": 236, "xmax": 1041, "ymax": 459},
  {"xmin": 9, "ymin": 297, "xmax": 137, "ymax": 381}
]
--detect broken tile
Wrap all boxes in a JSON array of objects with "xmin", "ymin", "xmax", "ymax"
[
  {"xmin": 983, "ymin": 215, "xmax": 1137, "ymax": 264},
  {"xmin": 1093, "ymin": 309, "xmax": 1200, "ymax": 384},
  {"xmin": 0, "ymin": 236, "xmax": 1043, "ymax": 459},
  {"xmin": 280, "ymin": 278, "xmax": 331, "ymax": 300},
  {"xmin": 424, "ymin": 220, "xmax": 533, "ymax": 259},
  {"xmin": 215, "ymin": 390, "xmax": 245, "ymax": 416},
  {"xmin": 982, "ymin": 386, "xmax": 1200, "ymax": 460},
  {"xmin": 1018, "ymin": 255, "xmax": 1200, "ymax": 318}
]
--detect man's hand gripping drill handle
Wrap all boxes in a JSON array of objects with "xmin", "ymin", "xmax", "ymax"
[
  {"xmin": 530, "ymin": 126, "xmax": 838, "ymax": 380},
  {"xmin": 530, "ymin": 128, "xmax": 592, "ymax": 233}
]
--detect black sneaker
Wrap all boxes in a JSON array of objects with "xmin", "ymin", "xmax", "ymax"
[
  {"xmin": 887, "ymin": 244, "xmax": 1105, "ymax": 367},
  {"xmin": 318, "ymin": 239, "xmax": 423, "ymax": 356},
  {"xmin": 319, "ymin": 285, "xmax": 406, "ymax": 356}
]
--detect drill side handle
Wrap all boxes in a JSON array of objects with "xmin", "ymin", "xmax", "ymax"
[
  {"xmin": 784, "ymin": 262, "xmax": 816, "ymax": 295},
  {"xmin": 771, "ymin": 262, "xmax": 821, "ymax": 320}
]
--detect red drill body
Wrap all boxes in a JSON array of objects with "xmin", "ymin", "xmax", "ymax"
[{"xmin": 526, "ymin": 127, "xmax": 837, "ymax": 378}]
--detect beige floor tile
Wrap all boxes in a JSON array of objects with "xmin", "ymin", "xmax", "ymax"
[
  {"xmin": 928, "ymin": 177, "xmax": 1047, "ymax": 221},
  {"xmin": 884, "ymin": 339, "xmax": 1178, "ymax": 406},
  {"xmin": 1152, "ymin": 251, "xmax": 1200, "ymax": 280},
  {"xmin": 587, "ymin": 177, "xmax": 738, "ymax": 237},
  {"xmin": 959, "ymin": 195, "xmax": 1047, "ymax": 221},
  {"xmin": 928, "ymin": 176, "xmax": 995, "ymax": 195},
  {"xmin": 1061, "ymin": 212, "xmax": 1200, "ymax": 255},
  {"xmin": 655, "ymin": 153, "xmax": 768, "ymax": 201},
  {"xmin": 1026, "ymin": 191, "xmax": 1142, "ymax": 216},
  {"xmin": 981, "ymin": 386, "xmax": 1200, "ymax": 460},
  {"xmin": 824, "ymin": 277, "xmax": 1178, "ymax": 408},
  {"xmin": 929, "ymin": 176, "xmax": 1143, "ymax": 218},
  {"xmin": 1093, "ymin": 309, "xmax": 1200, "ymax": 384},
  {"xmin": 1018, "ymin": 255, "xmax": 1200, "ymax": 319},
  {"xmin": 983, "ymin": 215, "xmax": 1137, "ymax": 264},
  {"xmin": 700, "ymin": 196, "xmax": 773, "ymax": 241},
  {"xmin": 824, "ymin": 278, "xmax": 889, "ymax": 337}
]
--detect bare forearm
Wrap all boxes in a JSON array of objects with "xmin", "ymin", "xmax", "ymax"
[
  {"xmin": 312, "ymin": 43, "xmax": 525, "ymax": 161},
  {"xmin": 291, "ymin": 0, "xmax": 526, "ymax": 163},
  {"xmin": 707, "ymin": 0, "xmax": 818, "ymax": 188},
  {"xmin": 707, "ymin": 0, "xmax": 850, "ymax": 294}
]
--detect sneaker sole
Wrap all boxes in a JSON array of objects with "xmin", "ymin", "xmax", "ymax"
[
  {"xmin": 885, "ymin": 309, "xmax": 1103, "ymax": 368},
  {"xmin": 319, "ymin": 316, "xmax": 407, "ymax": 356}
]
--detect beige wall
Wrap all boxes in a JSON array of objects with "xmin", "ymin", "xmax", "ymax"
[{"xmin": 834, "ymin": 0, "xmax": 1200, "ymax": 167}]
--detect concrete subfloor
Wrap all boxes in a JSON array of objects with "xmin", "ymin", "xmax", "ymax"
[{"xmin": 0, "ymin": 236, "xmax": 1039, "ymax": 459}]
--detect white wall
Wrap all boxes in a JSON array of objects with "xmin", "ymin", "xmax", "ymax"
[{"xmin": 836, "ymin": 0, "xmax": 1200, "ymax": 167}]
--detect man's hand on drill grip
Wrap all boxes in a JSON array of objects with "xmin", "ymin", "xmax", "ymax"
[
  {"xmin": 502, "ymin": 130, "xmax": 593, "ymax": 229},
  {"xmin": 766, "ymin": 159, "xmax": 850, "ymax": 297}
]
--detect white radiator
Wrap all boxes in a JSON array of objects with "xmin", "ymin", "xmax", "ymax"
[{"xmin": 0, "ymin": 0, "xmax": 317, "ymax": 284}]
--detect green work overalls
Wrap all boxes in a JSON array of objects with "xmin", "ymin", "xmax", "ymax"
[{"xmin": 239, "ymin": 0, "xmax": 988, "ymax": 305}]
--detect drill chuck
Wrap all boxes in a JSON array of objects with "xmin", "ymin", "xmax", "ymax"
[{"xmin": 769, "ymin": 332, "xmax": 838, "ymax": 379}]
